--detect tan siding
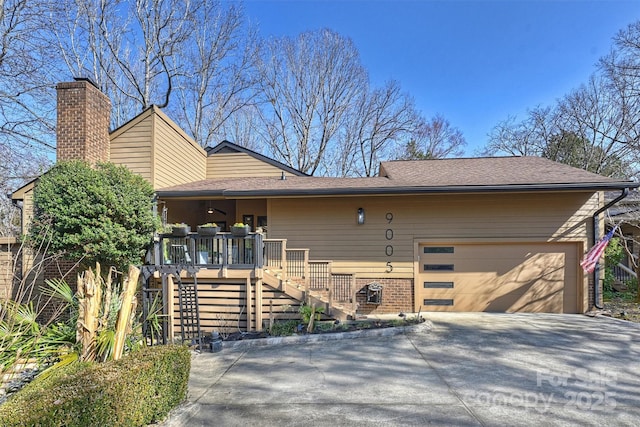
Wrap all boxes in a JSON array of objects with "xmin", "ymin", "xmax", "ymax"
[
  {"xmin": 0, "ymin": 238, "xmax": 17, "ymax": 300},
  {"xmin": 163, "ymin": 199, "xmax": 236, "ymax": 231},
  {"xmin": 153, "ymin": 113, "xmax": 206, "ymax": 188},
  {"xmin": 22, "ymin": 189, "xmax": 34, "ymax": 235},
  {"xmin": 21, "ymin": 189, "xmax": 35, "ymax": 278},
  {"xmin": 269, "ymin": 192, "xmax": 598, "ymax": 278},
  {"xmin": 110, "ymin": 114, "xmax": 153, "ymax": 183},
  {"xmin": 207, "ymin": 153, "xmax": 287, "ymax": 178},
  {"xmin": 236, "ymin": 200, "xmax": 267, "ymax": 230}
]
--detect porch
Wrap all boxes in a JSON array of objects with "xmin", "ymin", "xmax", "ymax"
[{"xmin": 143, "ymin": 231, "xmax": 358, "ymax": 344}]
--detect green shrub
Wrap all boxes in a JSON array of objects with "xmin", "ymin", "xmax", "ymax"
[
  {"xmin": 269, "ymin": 320, "xmax": 299, "ymax": 336},
  {"xmin": 299, "ymin": 303, "xmax": 324, "ymax": 324},
  {"xmin": 29, "ymin": 160, "xmax": 158, "ymax": 270},
  {"xmin": 604, "ymin": 237, "xmax": 624, "ymax": 293},
  {"xmin": 0, "ymin": 344, "xmax": 190, "ymax": 427}
]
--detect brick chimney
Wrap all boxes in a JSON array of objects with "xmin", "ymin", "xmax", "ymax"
[{"xmin": 56, "ymin": 78, "xmax": 111, "ymax": 164}]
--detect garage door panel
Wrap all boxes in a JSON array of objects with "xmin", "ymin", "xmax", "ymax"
[
  {"xmin": 419, "ymin": 243, "xmax": 578, "ymax": 313},
  {"xmin": 421, "ymin": 278, "xmax": 564, "ymax": 312},
  {"xmin": 423, "ymin": 247, "xmax": 568, "ymax": 276}
]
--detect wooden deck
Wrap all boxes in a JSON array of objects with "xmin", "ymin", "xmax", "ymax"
[{"xmin": 145, "ymin": 233, "xmax": 358, "ymax": 339}]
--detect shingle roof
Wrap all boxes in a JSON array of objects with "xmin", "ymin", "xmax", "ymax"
[
  {"xmin": 379, "ymin": 156, "xmax": 627, "ymax": 186},
  {"xmin": 156, "ymin": 156, "xmax": 637, "ymax": 198}
]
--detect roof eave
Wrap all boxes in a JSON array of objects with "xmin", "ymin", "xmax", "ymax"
[
  {"xmin": 156, "ymin": 189, "xmax": 226, "ymax": 198},
  {"xmin": 157, "ymin": 181, "xmax": 638, "ymax": 198}
]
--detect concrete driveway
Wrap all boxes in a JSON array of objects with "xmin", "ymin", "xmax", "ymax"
[{"xmin": 161, "ymin": 313, "xmax": 640, "ymax": 426}]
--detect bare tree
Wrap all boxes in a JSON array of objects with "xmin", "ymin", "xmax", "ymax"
[
  {"xmin": 484, "ymin": 20, "xmax": 640, "ymax": 179},
  {"xmin": 1, "ymin": 0, "xmax": 57, "ymax": 152},
  {"xmin": 51, "ymin": 0, "xmax": 257, "ymax": 144},
  {"xmin": 599, "ymin": 21, "xmax": 640, "ymax": 172},
  {"xmin": 482, "ymin": 88, "xmax": 635, "ymax": 179},
  {"xmin": 49, "ymin": 0, "xmax": 139, "ymax": 126},
  {"xmin": 256, "ymin": 29, "xmax": 368, "ymax": 175},
  {"xmin": 170, "ymin": 1, "xmax": 260, "ymax": 147},
  {"xmin": 335, "ymin": 80, "xmax": 416, "ymax": 176},
  {"xmin": 0, "ymin": 0, "xmax": 58, "ymax": 233},
  {"xmin": 215, "ymin": 104, "xmax": 264, "ymax": 151},
  {"xmin": 398, "ymin": 114, "xmax": 466, "ymax": 160},
  {"xmin": 51, "ymin": 0, "xmax": 193, "ymax": 119},
  {"xmin": 482, "ymin": 106, "xmax": 558, "ymax": 157},
  {"xmin": 556, "ymin": 75, "xmax": 636, "ymax": 178}
]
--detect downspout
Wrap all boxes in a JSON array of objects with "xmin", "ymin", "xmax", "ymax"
[{"xmin": 591, "ymin": 188, "xmax": 629, "ymax": 309}]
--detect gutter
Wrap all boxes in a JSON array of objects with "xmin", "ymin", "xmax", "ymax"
[
  {"xmin": 591, "ymin": 188, "xmax": 629, "ymax": 309},
  {"xmin": 156, "ymin": 181, "xmax": 638, "ymax": 198}
]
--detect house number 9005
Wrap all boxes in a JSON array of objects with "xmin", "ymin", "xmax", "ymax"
[{"xmin": 385, "ymin": 212, "xmax": 394, "ymax": 272}]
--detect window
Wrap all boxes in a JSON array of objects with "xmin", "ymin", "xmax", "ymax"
[
  {"xmin": 424, "ymin": 282, "xmax": 454, "ymax": 289},
  {"xmin": 242, "ymin": 214, "xmax": 254, "ymax": 231},
  {"xmin": 424, "ymin": 264, "xmax": 454, "ymax": 271},
  {"xmin": 424, "ymin": 299, "xmax": 454, "ymax": 306},
  {"xmin": 424, "ymin": 247, "xmax": 454, "ymax": 254}
]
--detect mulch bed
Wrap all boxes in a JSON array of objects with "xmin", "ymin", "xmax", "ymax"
[
  {"xmin": 603, "ymin": 297, "xmax": 640, "ymax": 323},
  {"xmin": 204, "ymin": 317, "xmax": 425, "ymax": 343}
]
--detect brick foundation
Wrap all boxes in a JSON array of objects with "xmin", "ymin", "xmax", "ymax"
[
  {"xmin": 355, "ymin": 278, "xmax": 414, "ymax": 315},
  {"xmin": 36, "ymin": 258, "xmax": 81, "ymax": 323}
]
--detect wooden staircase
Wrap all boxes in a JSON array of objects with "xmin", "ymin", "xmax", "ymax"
[{"xmin": 262, "ymin": 239, "xmax": 358, "ymax": 321}]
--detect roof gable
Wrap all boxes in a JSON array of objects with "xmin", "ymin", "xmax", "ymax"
[
  {"xmin": 11, "ymin": 177, "xmax": 38, "ymax": 201},
  {"xmin": 206, "ymin": 141, "xmax": 307, "ymax": 177}
]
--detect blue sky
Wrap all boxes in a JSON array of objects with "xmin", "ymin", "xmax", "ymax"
[{"xmin": 242, "ymin": 0, "xmax": 640, "ymax": 155}]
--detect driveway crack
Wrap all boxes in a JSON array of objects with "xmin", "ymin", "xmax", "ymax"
[{"xmin": 407, "ymin": 334, "xmax": 487, "ymax": 427}]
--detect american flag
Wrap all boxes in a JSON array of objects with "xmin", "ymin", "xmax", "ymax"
[{"xmin": 580, "ymin": 225, "xmax": 618, "ymax": 273}]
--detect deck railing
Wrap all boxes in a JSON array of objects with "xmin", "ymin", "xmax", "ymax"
[
  {"xmin": 613, "ymin": 263, "xmax": 637, "ymax": 282},
  {"xmin": 263, "ymin": 239, "xmax": 356, "ymax": 315},
  {"xmin": 264, "ymin": 239, "xmax": 285, "ymax": 270},
  {"xmin": 309, "ymin": 261, "xmax": 331, "ymax": 290},
  {"xmin": 286, "ymin": 248, "xmax": 309, "ymax": 281},
  {"xmin": 154, "ymin": 232, "xmax": 264, "ymax": 269}
]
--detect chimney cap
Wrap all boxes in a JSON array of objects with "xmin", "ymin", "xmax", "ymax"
[{"xmin": 73, "ymin": 76, "xmax": 100, "ymax": 89}]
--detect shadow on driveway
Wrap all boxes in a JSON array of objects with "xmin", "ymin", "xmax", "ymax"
[{"xmin": 161, "ymin": 313, "xmax": 640, "ymax": 426}]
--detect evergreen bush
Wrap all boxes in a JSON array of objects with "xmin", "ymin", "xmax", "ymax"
[
  {"xmin": 29, "ymin": 160, "xmax": 158, "ymax": 270},
  {"xmin": 0, "ymin": 344, "xmax": 190, "ymax": 426}
]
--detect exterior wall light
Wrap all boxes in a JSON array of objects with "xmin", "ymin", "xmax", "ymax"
[{"xmin": 357, "ymin": 207, "xmax": 365, "ymax": 225}]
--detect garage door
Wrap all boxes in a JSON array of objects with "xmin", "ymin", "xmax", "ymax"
[{"xmin": 417, "ymin": 243, "xmax": 579, "ymax": 313}]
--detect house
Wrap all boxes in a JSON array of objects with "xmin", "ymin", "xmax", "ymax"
[{"xmin": 9, "ymin": 79, "xmax": 638, "ymax": 339}]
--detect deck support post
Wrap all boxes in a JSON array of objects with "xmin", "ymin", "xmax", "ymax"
[{"xmin": 255, "ymin": 279, "xmax": 263, "ymax": 331}]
